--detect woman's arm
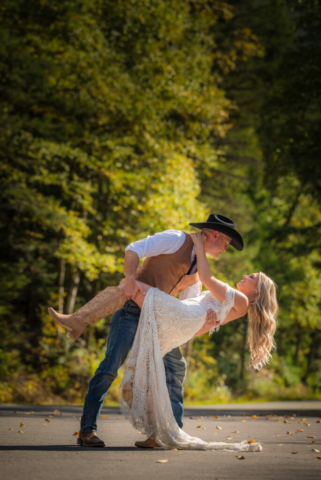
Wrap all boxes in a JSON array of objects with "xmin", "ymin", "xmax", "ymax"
[{"xmin": 191, "ymin": 233, "xmax": 249, "ymax": 318}]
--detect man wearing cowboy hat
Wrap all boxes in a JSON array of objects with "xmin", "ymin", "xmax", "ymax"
[{"xmin": 78, "ymin": 214, "xmax": 243, "ymax": 448}]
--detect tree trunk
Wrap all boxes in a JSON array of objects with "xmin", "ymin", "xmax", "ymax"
[
  {"xmin": 66, "ymin": 268, "xmax": 81, "ymax": 314},
  {"xmin": 58, "ymin": 258, "xmax": 66, "ymax": 314}
]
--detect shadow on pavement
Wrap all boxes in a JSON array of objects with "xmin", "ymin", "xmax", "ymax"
[{"xmin": 0, "ymin": 445, "xmax": 138, "ymax": 452}]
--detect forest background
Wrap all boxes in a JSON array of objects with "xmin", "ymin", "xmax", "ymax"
[{"xmin": 1, "ymin": 0, "xmax": 320, "ymax": 405}]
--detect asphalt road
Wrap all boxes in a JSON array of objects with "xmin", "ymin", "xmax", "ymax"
[{"xmin": 1, "ymin": 402, "xmax": 320, "ymax": 480}]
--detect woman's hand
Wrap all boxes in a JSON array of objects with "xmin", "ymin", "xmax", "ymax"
[{"xmin": 190, "ymin": 232, "xmax": 206, "ymax": 249}]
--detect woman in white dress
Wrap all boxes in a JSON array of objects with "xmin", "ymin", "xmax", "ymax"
[{"xmin": 49, "ymin": 233, "xmax": 278, "ymax": 452}]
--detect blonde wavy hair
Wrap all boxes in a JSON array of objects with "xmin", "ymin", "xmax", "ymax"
[{"xmin": 247, "ymin": 272, "xmax": 278, "ymax": 370}]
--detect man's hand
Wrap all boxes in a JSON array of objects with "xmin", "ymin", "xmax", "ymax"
[
  {"xmin": 119, "ymin": 277, "xmax": 145, "ymax": 301},
  {"xmin": 205, "ymin": 309, "xmax": 220, "ymax": 328}
]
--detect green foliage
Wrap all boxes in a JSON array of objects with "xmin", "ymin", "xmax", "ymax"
[{"xmin": 0, "ymin": 0, "xmax": 320, "ymax": 404}]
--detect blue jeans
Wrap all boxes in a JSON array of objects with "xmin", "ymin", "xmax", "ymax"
[{"xmin": 80, "ymin": 300, "xmax": 186, "ymax": 432}]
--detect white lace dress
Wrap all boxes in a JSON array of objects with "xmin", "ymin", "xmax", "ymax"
[{"xmin": 120, "ymin": 285, "xmax": 262, "ymax": 452}]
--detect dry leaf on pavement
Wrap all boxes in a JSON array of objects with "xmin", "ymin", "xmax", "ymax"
[
  {"xmin": 252, "ymin": 415, "xmax": 257, "ymax": 419},
  {"xmin": 73, "ymin": 432, "xmax": 79, "ymax": 436},
  {"xmin": 316, "ymin": 420, "xmax": 321, "ymax": 423},
  {"xmin": 102, "ymin": 415, "xmax": 108, "ymax": 418},
  {"xmin": 233, "ymin": 431, "xmax": 239, "ymax": 433},
  {"xmin": 216, "ymin": 426, "xmax": 222, "ymax": 430},
  {"xmin": 8, "ymin": 428, "xmax": 13, "ymax": 431},
  {"xmin": 247, "ymin": 440, "xmax": 256, "ymax": 444},
  {"xmin": 312, "ymin": 449, "xmax": 320, "ymax": 452},
  {"xmin": 18, "ymin": 430, "xmax": 23, "ymax": 433},
  {"xmin": 286, "ymin": 431, "xmax": 292, "ymax": 435},
  {"xmin": 20, "ymin": 423, "xmax": 25, "ymax": 428},
  {"xmin": 236, "ymin": 456, "xmax": 245, "ymax": 460},
  {"xmin": 312, "ymin": 441, "xmax": 317, "ymax": 444},
  {"xmin": 291, "ymin": 452, "xmax": 298, "ymax": 454},
  {"xmin": 213, "ymin": 415, "xmax": 219, "ymax": 419},
  {"xmin": 297, "ymin": 429, "xmax": 304, "ymax": 432},
  {"xmin": 278, "ymin": 444, "xmax": 283, "ymax": 446},
  {"xmin": 242, "ymin": 421, "xmax": 247, "ymax": 423},
  {"xmin": 307, "ymin": 436, "xmax": 316, "ymax": 438},
  {"xmin": 45, "ymin": 418, "xmax": 51, "ymax": 423},
  {"xmin": 156, "ymin": 460, "xmax": 168, "ymax": 464},
  {"xmin": 316, "ymin": 456, "xmax": 321, "ymax": 460}
]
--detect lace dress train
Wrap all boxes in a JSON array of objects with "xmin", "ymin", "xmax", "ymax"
[{"xmin": 120, "ymin": 287, "xmax": 262, "ymax": 452}]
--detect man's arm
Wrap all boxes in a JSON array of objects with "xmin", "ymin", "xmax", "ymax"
[{"xmin": 122, "ymin": 250, "xmax": 144, "ymax": 300}]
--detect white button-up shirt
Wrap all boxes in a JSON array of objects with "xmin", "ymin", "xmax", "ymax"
[{"xmin": 125, "ymin": 230, "xmax": 200, "ymax": 299}]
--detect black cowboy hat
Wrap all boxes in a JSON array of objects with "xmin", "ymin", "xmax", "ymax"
[{"xmin": 189, "ymin": 213, "xmax": 244, "ymax": 251}]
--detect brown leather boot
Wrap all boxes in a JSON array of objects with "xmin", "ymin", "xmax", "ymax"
[
  {"xmin": 77, "ymin": 432, "xmax": 105, "ymax": 447},
  {"xmin": 48, "ymin": 286, "xmax": 126, "ymax": 339},
  {"xmin": 135, "ymin": 437, "xmax": 160, "ymax": 448}
]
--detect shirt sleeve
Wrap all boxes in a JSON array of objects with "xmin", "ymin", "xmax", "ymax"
[
  {"xmin": 180, "ymin": 280, "xmax": 202, "ymax": 300},
  {"xmin": 125, "ymin": 230, "xmax": 186, "ymax": 260}
]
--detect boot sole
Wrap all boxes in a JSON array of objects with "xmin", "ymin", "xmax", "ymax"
[{"xmin": 77, "ymin": 438, "xmax": 105, "ymax": 447}]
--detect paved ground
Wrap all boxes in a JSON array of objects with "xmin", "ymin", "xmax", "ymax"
[{"xmin": 1, "ymin": 402, "xmax": 320, "ymax": 480}]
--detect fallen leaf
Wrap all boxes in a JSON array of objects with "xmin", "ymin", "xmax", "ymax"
[
  {"xmin": 316, "ymin": 420, "xmax": 321, "ymax": 423},
  {"xmin": 278, "ymin": 444, "xmax": 283, "ymax": 446},
  {"xmin": 102, "ymin": 415, "xmax": 108, "ymax": 418},
  {"xmin": 236, "ymin": 456, "xmax": 245, "ymax": 460},
  {"xmin": 302, "ymin": 418, "xmax": 307, "ymax": 421},
  {"xmin": 307, "ymin": 436, "xmax": 316, "ymax": 438},
  {"xmin": 18, "ymin": 430, "xmax": 23, "ymax": 433},
  {"xmin": 312, "ymin": 441, "xmax": 317, "ymax": 444},
  {"xmin": 276, "ymin": 419, "xmax": 281, "ymax": 422},
  {"xmin": 73, "ymin": 432, "xmax": 79, "ymax": 436},
  {"xmin": 8, "ymin": 428, "xmax": 13, "ymax": 431},
  {"xmin": 232, "ymin": 431, "xmax": 239, "ymax": 434},
  {"xmin": 297, "ymin": 429, "xmax": 304, "ymax": 432},
  {"xmin": 242, "ymin": 421, "xmax": 247, "ymax": 423},
  {"xmin": 226, "ymin": 436, "xmax": 232, "ymax": 440},
  {"xmin": 197, "ymin": 425, "xmax": 202, "ymax": 428},
  {"xmin": 172, "ymin": 449, "xmax": 177, "ymax": 451},
  {"xmin": 213, "ymin": 415, "xmax": 219, "ymax": 419},
  {"xmin": 316, "ymin": 456, "xmax": 321, "ymax": 460},
  {"xmin": 247, "ymin": 440, "xmax": 256, "ymax": 444},
  {"xmin": 284, "ymin": 420, "xmax": 289, "ymax": 424},
  {"xmin": 312, "ymin": 449, "xmax": 320, "ymax": 453},
  {"xmin": 202, "ymin": 427, "xmax": 206, "ymax": 430},
  {"xmin": 252, "ymin": 415, "xmax": 257, "ymax": 419},
  {"xmin": 156, "ymin": 460, "xmax": 168, "ymax": 464},
  {"xmin": 20, "ymin": 423, "xmax": 25, "ymax": 428},
  {"xmin": 45, "ymin": 419, "xmax": 51, "ymax": 423},
  {"xmin": 286, "ymin": 431, "xmax": 292, "ymax": 435},
  {"xmin": 298, "ymin": 421, "xmax": 302, "ymax": 424},
  {"xmin": 216, "ymin": 426, "xmax": 222, "ymax": 430},
  {"xmin": 49, "ymin": 415, "xmax": 54, "ymax": 418},
  {"xmin": 291, "ymin": 452, "xmax": 298, "ymax": 454},
  {"xmin": 305, "ymin": 424, "xmax": 311, "ymax": 427},
  {"xmin": 117, "ymin": 416, "xmax": 122, "ymax": 419},
  {"xmin": 25, "ymin": 411, "xmax": 34, "ymax": 415}
]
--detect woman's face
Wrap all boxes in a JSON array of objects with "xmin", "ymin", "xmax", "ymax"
[{"xmin": 237, "ymin": 273, "xmax": 260, "ymax": 297}]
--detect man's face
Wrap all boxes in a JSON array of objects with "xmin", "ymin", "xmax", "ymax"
[{"xmin": 203, "ymin": 230, "xmax": 231, "ymax": 259}]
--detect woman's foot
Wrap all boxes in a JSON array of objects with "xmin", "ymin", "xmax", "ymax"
[
  {"xmin": 48, "ymin": 307, "xmax": 88, "ymax": 339},
  {"xmin": 134, "ymin": 437, "xmax": 160, "ymax": 448},
  {"xmin": 48, "ymin": 308, "xmax": 73, "ymax": 330}
]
